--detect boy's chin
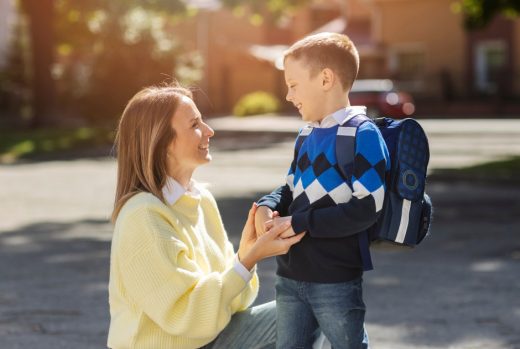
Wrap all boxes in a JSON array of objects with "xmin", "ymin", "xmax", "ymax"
[
  {"xmin": 301, "ymin": 113, "xmax": 320, "ymax": 123},
  {"xmin": 300, "ymin": 112, "xmax": 311, "ymax": 122}
]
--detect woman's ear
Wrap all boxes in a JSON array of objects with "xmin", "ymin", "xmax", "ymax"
[{"xmin": 321, "ymin": 68, "xmax": 335, "ymax": 91}]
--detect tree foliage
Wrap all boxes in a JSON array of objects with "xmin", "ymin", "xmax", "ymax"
[
  {"xmin": 52, "ymin": 0, "xmax": 191, "ymax": 122},
  {"xmin": 457, "ymin": 0, "xmax": 520, "ymax": 29},
  {"xmin": 14, "ymin": 0, "xmax": 192, "ymax": 125},
  {"xmin": 10, "ymin": 0, "xmax": 311, "ymax": 126},
  {"xmin": 222, "ymin": 0, "xmax": 309, "ymax": 21}
]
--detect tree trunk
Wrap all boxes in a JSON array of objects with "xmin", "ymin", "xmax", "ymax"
[{"xmin": 22, "ymin": 0, "xmax": 55, "ymax": 128}]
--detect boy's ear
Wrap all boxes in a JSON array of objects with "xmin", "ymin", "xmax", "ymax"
[{"xmin": 321, "ymin": 68, "xmax": 335, "ymax": 91}]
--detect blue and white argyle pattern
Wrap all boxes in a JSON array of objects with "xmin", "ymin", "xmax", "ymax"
[{"xmin": 287, "ymin": 122, "xmax": 387, "ymax": 211}]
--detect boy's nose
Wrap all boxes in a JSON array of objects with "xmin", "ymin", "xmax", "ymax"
[
  {"xmin": 203, "ymin": 122, "xmax": 214, "ymax": 137},
  {"xmin": 285, "ymin": 92, "xmax": 292, "ymax": 102}
]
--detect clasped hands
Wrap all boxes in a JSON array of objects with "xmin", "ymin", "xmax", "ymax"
[
  {"xmin": 254, "ymin": 206, "xmax": 297, "ymax": 239},
  {"xmin": 237, "ymin": 203, "xmax": 305, "ymax": 271}
]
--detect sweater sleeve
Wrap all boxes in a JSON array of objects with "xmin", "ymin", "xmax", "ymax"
[
  {"xmin": 256, "ymin": 134, "xmax": 299, "ymax": 214},
  {"xmin": 226, "ymin": 242, "xmax": 260, "ymax": 312},
  {"xmin": 117, "ymin": 206, "xmax": 251, "ymax": 339},
  {"xmin": 291, "ymin": 122, "xmax": 389, "ymax": 238},
  {"xmin": 256, "ymin": 184, "xmax": 293, "ymax": 216},
  {"xmin": 199, "ymin": 187, "xmax": 259, "ymax": 312}
]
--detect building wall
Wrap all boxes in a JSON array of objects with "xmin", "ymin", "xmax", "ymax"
[
  {"xmin": 347, "ymin": 0, "xmax": 372, "ymax": 20},
  {"xmin": 171, "ymin": 8, "xmax": 271, "ymax": 113},
  {"xmin": 371, "ymin": 0, "xmax": 466, "ymax": 98},
  {"xmin": 369, "ymin": 0, "xmax": 520, "ymax": 100}
]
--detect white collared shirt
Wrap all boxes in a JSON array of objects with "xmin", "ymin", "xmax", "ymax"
[
  {"xmin": 161, "ymin": 176, "xmax": 200, "ymax": 205},
  {"xmin": 161, "ymin": 176, "xmax": 254, "ymax": 282},
  {"xmin": 310, "ymin": 106, "xmax": 367, "ymax": 128}
]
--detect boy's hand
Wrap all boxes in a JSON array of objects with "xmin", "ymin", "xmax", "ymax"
[
  {"xmin": 273, "ymin": 216, "xmax": 297, "ymax": 239},
  {"xmin": 255, "ymin": 206, "xmax": 278, "ymax": 237},
  {"xmin": 239, "ymin": 203, "xmax": 306, "ymax": 270}
]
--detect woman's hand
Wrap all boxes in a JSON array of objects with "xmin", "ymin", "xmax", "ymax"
[{"xmin": 238, "ymin": 203, "xmax": 305, "ymax": 271}]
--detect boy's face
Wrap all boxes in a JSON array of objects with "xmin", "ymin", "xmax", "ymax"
[{"xmin": 284, "ymin": 56, "xmax": 326, "ymax": 122}]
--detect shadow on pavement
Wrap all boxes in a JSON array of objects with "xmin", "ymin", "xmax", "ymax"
[
  {"xmin": 0, "ymin": 219, "xmax": 111, "ymax": 349},
  {"xmin": 1, "ymin": 184, "xmax": 519, "ymax": 348}
]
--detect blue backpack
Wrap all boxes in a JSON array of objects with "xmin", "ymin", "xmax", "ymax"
[
  {"xmin": 294, "ymin": 114, "xmax": 433, "ymax": 270},
  {"xmin": 367, "ymin": 117, "xmax": 432, "ymax": 246},
  {"xmin": 338, "ymin": 115, "xmax": 433, "ymax": 270}
]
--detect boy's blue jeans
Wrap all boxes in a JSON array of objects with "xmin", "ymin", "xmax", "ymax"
[{"xmin": 275, "ymin": 275, "xmax": 369, "ymax": 349}]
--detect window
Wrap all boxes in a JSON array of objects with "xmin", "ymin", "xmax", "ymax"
[
  {"xmin": 474, "ymin": 40, "xmax": 507, "ymax": 94},
  {"xmin": 389, "ymin": 45, "xmax": 426, "ymax": 81}
]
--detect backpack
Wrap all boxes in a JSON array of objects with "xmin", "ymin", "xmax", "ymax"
[
  {"xmin": 338, "ymin": 115, "xmax": 433, "ymax": 270},
  {"xmin": 366, "ymin": 117, "xmax": 433, "ymax": 248},
  {"xmin": 294, "ymin": 114, "xmax": 433, "ymax": 270}
]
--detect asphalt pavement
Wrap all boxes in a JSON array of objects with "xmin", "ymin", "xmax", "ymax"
[{"xmin": 0, "ymin": 116, "xmax": 519, "ymax": 349}]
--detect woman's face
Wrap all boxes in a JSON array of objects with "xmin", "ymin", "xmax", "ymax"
[{"xmin": 168, "ymin": 96, "xmax": 214, "ymax": 174}]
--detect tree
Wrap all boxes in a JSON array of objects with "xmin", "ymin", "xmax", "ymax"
[
  {"xmin": 20, "ymin": 0, "xmax": 55, "ymax": 128},
  {"xmin": 17, "ymin": 0, "xmax": 309, "ymax": 127},
  {"xmin": 18, "ymin": 0, "xmax": 187, "ymax": 127},
  {"xmin": 53, "ymin": 1, "xmax": 189, "ymax": 122},
  {"xmin": 458, "ymin": 0, "xmax": 520, "ymax": 30}
]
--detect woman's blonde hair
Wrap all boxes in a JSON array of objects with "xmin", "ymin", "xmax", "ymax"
[{"xmin": 111, "ymin": 84, "xmax": 192, "ymax": 222}]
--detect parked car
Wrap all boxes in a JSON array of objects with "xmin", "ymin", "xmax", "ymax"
[{"xmin": 349, "ymin": 79, "xmax": 415, "ymax": 118}]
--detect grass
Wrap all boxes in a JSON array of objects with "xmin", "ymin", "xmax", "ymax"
[
  {"xmin": 0, "ymin": 127, "xmax": 115, "ymax": 163},
  {"xmin": 430, "ymin": 156, "xmax": 520, "ymax": 184}
]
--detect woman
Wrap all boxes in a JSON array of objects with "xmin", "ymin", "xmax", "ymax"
[{"xmin": 107, "ymin": 84, "xmax": 305, "ymax": 349}]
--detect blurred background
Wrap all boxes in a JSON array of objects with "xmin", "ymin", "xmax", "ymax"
[
  {"xmin": 0, "ymin": 1, "xmax": 519, "ymax": 348},
  {"xmin": 1, "ymin": 0, "xmax": 520, "ymax": 132}
]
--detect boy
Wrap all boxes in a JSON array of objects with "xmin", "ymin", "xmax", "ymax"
[{"xmin": 255, "ymin": 32, "xmax": 389, "ymax": 349}]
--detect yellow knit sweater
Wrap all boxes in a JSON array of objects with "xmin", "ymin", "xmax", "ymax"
[{"xmin": 107, "ymin": 187, "xmax": 259, "ymax": 349}]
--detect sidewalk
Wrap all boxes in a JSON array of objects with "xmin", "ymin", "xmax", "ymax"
[
  {"xmin": 0, "ymin": 115, "xmax": 519, "ymax": 348},
  {"xmin": 208, "ymin": 115, "xmax": 520, "ymax": 171}
]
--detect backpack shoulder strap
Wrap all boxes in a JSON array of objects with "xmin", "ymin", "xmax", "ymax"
[
  {"xmin": 335, "ymin": 114, "xmax": 372, "ymax": 182},
  {"xmin": 336, "ymin": 114, "xmax": 375, "ymax": 271}
]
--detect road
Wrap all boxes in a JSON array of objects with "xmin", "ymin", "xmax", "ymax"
[{"xmin": 0, "ymin": 118, "xmax": 519, "ymax": 348}]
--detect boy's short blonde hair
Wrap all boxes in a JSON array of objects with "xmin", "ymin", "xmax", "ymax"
[{"xmin": 283, "ymin": 32, "xmax": 359, "ymax": 91}]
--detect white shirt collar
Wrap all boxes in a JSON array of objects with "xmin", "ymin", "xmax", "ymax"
[
  {"xmin": 310, "ymin": 106, "xmax": 367, "ymax": 128},
  {"xmin": 162, "ymin": 177, "xmax": 200, "ymax": 205}
]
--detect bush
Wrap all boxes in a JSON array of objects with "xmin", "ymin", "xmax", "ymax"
[{"xmin": 233, "ymin": 91, "xmax": 280, "ymax": 117}]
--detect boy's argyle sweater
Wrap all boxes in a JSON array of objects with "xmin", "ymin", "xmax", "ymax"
[{"xmin": 258, "ymin": 107, "xmax": 389, "ymax": 282}]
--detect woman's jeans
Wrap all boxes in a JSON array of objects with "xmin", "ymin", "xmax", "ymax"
[
  {"xmin": 203, "ymin": 301, "xmax": 277, "ymax": 349},
  {"xmin": 275, "ymin": 276, "xmax": 369, "ymax": 349}
]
